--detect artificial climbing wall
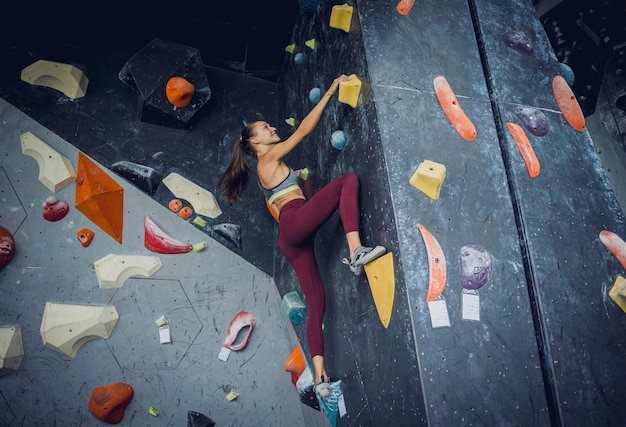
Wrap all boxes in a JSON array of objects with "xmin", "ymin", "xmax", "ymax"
[{"xmin": 277, "ymin": 0, "xmax": 626, "ymax": 426}]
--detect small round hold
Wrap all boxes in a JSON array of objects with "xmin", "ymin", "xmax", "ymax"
[
  {"xmin": 168, "ymin": 199, "xmax": 183, "ymax": 212},
  {"xmin": 309, "ymin": 87, "xmax": 321, "ymax": 103},
  {"xmin": 179, "ymin": 206, "xmax": 193, "ymax": 219},
  {"xmin": 330, "ymin": 130, "xmax": 346, "ymax": 150},
  {"xmin": 294, "ymin": 53, "xmax": 304, "ymax": 64}
]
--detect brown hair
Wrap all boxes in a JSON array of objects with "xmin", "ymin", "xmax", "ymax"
[{"xmin": 218, "ymin": 123, "xmax": 257, "ymax": 205}]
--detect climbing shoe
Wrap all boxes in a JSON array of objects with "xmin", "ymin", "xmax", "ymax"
[
  {"xmin": 314, "ymin": 380, "xmax": 331, "ymax": 398},
  {"xmin": 342, "ymin": 245, "xmax": 387, "ymax": 276}
]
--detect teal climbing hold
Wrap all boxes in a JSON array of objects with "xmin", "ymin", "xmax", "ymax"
[
  {"xmin": 309, "ymin": 87, "xmax": 321, "ymax": 103},
  {"xmin": 330, "ymin": 130, "xmax": 345, "ymax": 150}
]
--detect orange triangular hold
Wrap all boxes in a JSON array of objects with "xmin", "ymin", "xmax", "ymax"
[
  {"xmin": 75, "ymin": 152, "xmax": 124, "ymax": 243},
  {"xmin": 284, "ymin": 345, "xmax": 306, "ymax": 376}
]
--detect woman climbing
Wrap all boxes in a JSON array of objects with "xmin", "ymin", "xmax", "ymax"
[{"xmin": 218, "ymin": 74, "xmax": 386, "ymax": 397}]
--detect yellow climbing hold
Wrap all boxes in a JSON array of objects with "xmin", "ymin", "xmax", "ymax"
[
  {"xmin": 285, "ymin": 117, "xmax": 299, "ymax": 127},
  {"xmin": 305, "ymin": 38, "xmax": 318, "ymax": 50},
  {"xmin": 330, "ymin": 4, "xmax": 354, "ymax": 33},
  {"xmin": 285, "ymin": 43, "xmax": 296, "ymax": 54},
  {"xmin": 409, "ymin": 160, "xmax": 446, "ymax": 200},
  {"xmin": 338, "ymin": 74, "xmax": 361, "ymax": 108},
  {"xmin": 609, "ymin": 275, "xmax": 626, "ymax": 313},
  {"xmin": 364, "ymin": 252, "xmax": 395, "ymax": 329},
  {"xmin": 226, "ymin": 389, "xmax": 240, "ymax": 401}
]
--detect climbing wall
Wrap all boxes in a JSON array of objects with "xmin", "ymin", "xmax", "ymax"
[{"xmin": 278, "ymin": 0, "xmax": 626, "ymax": 425}]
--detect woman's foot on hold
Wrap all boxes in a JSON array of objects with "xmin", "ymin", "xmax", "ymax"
[{"xmin": 342, "ymin": 245, "xmax": 386, "ymax": 276}]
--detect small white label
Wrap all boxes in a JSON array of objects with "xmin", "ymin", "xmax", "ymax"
[
  {"xmin": 159, "ymin": 325, "xmax": 171, "ymax": 344},
  {"xmin": 218, "ymin": 346, "xmax": 231, "ymax": 362},
  {"xmin": 428, "ymin": 299, "xmax": 451, "ymax": 328},
  {"xmin": 462, "ymin": 292, "xmax": 480, "ymax": 321},
  {"xmin": 338, "ymin": 393, "xmax": 347, "ymax": 417}
]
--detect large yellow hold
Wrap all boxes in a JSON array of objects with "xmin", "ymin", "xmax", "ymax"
[
  {"xmin": 338, "ymin": 74, "xmax": 362, "ymax": 108},
  {"xmin": 609, "ymin": 275, "xmax": 626, "ymax": 313},
  {"xmin": 410, "ymin": 160, "xmax": 446, "ymax": 200},
  {"xmin": 364, "ymin": 252, "xmax": 395, "ymax": 329},
  {"xmin": 329, "ymin": 3, "xmax": 353, "ymax": 33}
]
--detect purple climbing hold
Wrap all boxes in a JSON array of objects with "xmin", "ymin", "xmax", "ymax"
[
  {"xmin": 460, "ymin": 245, "xmax": 492, "ymax": 290},
  {"xmin": 514, "ymin": 105, "xmax": 549, "ymax": 137},
  {"xmin": 503, "ymin": 30, "xmax": 533, "ymax": 55}
]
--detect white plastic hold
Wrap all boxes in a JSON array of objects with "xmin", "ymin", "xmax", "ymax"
[{"xmin": 94, "ymin": 254, "xmax": 163, "ymax": 289}]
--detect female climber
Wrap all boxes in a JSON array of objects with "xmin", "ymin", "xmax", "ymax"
[{"xmin": 218, "ymin": 74, "xmax": 386, "ymax": 397}]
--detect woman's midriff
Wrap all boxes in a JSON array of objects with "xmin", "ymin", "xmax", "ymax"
[{"xmin": 272, "ymin": 188, "xmax": 306, "ymax": 212}]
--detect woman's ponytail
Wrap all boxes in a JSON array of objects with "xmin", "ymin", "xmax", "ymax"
[{"xmin": 218, "ymin": 126, "xmax": 256, "ymax": 205}]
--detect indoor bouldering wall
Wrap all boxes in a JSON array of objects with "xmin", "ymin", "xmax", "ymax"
[{"xmin": 277, "ymin": 0, "xmax": 626, "ymax": 426}]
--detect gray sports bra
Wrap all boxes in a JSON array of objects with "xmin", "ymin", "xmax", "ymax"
[{"xmin": 258, "ymin": 166, "xmax": 300, "ymax": 205}]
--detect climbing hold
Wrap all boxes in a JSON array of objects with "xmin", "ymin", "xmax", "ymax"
[
  {"xmin": 75, "ymin": 152, "xmax": 124, "ymax": 244},
  {"xmin": 143, "ymin": 215, "xmax": 193, "ymax": 254},
  {"xmin": 338, "ymin": 74, "xmax": 361, "ymax": 108},
  {"xmin": 460, "ymin": 245, "xmax": 492, "ymax": 290},
  {"xmin": 187, "ymin": 411, "xmax": 216, "ymax": 427},
  {"xmin": 330, "ymin": 130, "xmax": 346, "ymax": 150},
  {"xmin": 417, "ymin": 224, "xmax": 447, "ymax": 303},
  {"xmin": 0, "ymin": 226, "xmax": 15, "ymax": 269},
  {"xmin": 223, "ymin": 311, "xmax": 256, "ymax": 351},
  {"xmin": 364, "ymin": 252, "xmax": 395, "ymax": 329},
  {"xmin": 169, "ymin": 199, "xmax": 183, "ymax": 212},
  {"xmin": 309, "ymin": 87, "xmax": 321, "ymax": 103},
  {"xmin": 599, "ymin": 230, "xmax": 626, "ymax": 270},
  {"xmin": 179, "ymin": 206, "xmax": 193, "ymax": 219},
  {"xmin": 20, "ymin": 131, "xmax": 76, "ymax": 193},
  {"xmin": 329, "ymin": 3, "xmax": 353, "ymax": 33},
  {"xmin": 226, "ymin": 389, "xmax": 240, "ymax": 401},
  {"xmin": 305, "ymin": 38, "xmax": 318, "ymax": 50},
  {"xmin": 0, "ymin": 326, "xmax": 23, "ymax": 377},
  {"xmin": 514, "ymin": 105, "xmax": 549, "ymax": 137},
  {"xmin": 409, "ymin": 160, "xmax": 446, "ymax": 200},
  {"xmin": 94, "ymin": 254, "xmax": 163, "ymax": 289},
  {"xmin": 502, "ymin": 30, "xmax": 533, "ymax": 55},
  {"xmin": 76, "ymin": 228, "xmax": 95, "ymax": 247},
  {"xmin": 433, "ymin": 76, "xmax": 477, "ymax": 141},
  {"xmin": 148, "ymin": 406, "xmax": 160, "ymax": 417},
  {"xmin": 285, "ymin": 43, "xmax": 296, "ymax": 54},
  {"xmin": 396, "ymin": 0, "xmax": 415, "ymax": 15},
  {"xmin": 162, "ymin": 172, "xmax": 222, "ymax": 218},
  {"xmin": 42, "ymin": 195, "xmax": 70, "ymax": 222},
  {"xmin": 294, "ymin": 53, "xmax": 305, "ymax": 64},
  {"xmin": 552, "ymin": 75, "xmax": 585, "ymax": 132},
  {"xmin": 193, "ymin": 216, "xmax": 207, "ymax": 228},
  {"xmin": 21, "ymin": 59, "xmax": 89, "ymax": 99},
  {"xmin": 609, "ymin": 276, "xmax": 626, "ymax": 313},
  {"xmin": 298, "ymin": 0, "xmax": 318, "ymax": 15},
  {"xmin": 559, "ymin": 62, "xmax": 575, "ymax": 86},
  {"xmin": 282, "ymin": 291, "xmax": 307, "ymax": 324},
  {"xmin": 506, "ymin": 122, "xmax": 540, "ymax": 178},
  {"xmin": 110, "ymin": 160, "xmax": 162, "ymax": 196},
  {"xmin": 299, "ymin": 167, "xmax": 310, "ymax": 181},
  {"xmin": 285, "ymin": 117, "xmax": 298, "ymax": 127},
  {"xmin": 210, "ymin": 223, "xmax": 242, "ymax": 249},
  {"xmin": 88, "ymin": 382, "xmax": 134, "ymax": 424},
  {"xmin": 166, "ymin": 77, "xmax": 195, "ymax": 108},
  {"xmin": 284, "ymin": 345, "xmax": 306, "ymax": 377}
]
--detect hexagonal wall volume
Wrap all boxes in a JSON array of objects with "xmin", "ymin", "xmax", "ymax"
[
  {"xmin": 107, "ymin": 278, "xmax": 202, "ymax": 370},
  {"xmin": 0, "ymin": 327, "xmax": 24, "ymax": 376},
  {"xmin": 118, "ymin": 38, "xmax": 212, "ymax": 129}
]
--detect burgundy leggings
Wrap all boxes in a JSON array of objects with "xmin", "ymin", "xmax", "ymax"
[{"xmin": 278, "ymin": 173, "xmax": 360, "ymax": 358}]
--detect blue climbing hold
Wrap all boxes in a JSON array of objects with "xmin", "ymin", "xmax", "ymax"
[
  {"xmin": 330, "ymin": 130, "xmax": 346, "ymax": 150},
  {"xmin": 294, "ymin": 52, "xmax": 304, "ymax": 65},
  {"xmin": 309, "ymin": 87, "xmax": 321, "ymax": 103},
  {"xmin": 559, "ymin": 62, "xmax": 575, "ymax": 86}
]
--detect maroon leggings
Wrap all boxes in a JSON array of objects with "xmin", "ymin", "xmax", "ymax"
[{"xmin": 278, "ymin": 173, "xmax": 360, "ymax": 358}]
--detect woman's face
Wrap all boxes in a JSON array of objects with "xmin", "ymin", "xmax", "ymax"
[{"xmin": 251, "ymin": 121, "xmax": 280, "ymax": 146}]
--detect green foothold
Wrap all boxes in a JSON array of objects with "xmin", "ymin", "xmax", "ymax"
[
  {"xmin": 305, "ymin": 38, "xmax": 317, "ymax": 50},
  {"xmin": 226, "ymin": 389, "xmax": 240, "ymax": 401},
  {"xmin": 285, "ymin": 43, "xmax": 296, "ymax": 54},
  {"xmin": 285, "ymin": 117, "xmax": 297, "ymax": 127},
  {"xmin": 193, "ymin": 241, "xmax": 208, "ymax": 252},
  {"xmin": 193, "ymin": 216, "xmax": 208, "ymax": 228},
  {"xmin": 300, "ymin": 168, "xmax": 310, "ymax": 181},
  {"xmin": 149, "ymin": 406, "xmax": 160, "ymax": 416}
]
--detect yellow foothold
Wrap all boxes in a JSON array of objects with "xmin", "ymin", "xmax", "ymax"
[
  {"xmin": 148, "ymin": 406, "xmax": 160, "ymax": 417},
  {"xmin": 609, "ymin": 275, "xmax": 626, "ymax": 313},
  {"xmin": 285, "ymin": 43, "xmax": 296, "ymax": 54},
  {"xmin": 305, "ymin": 38, "xmax": 317, "ymax": 50},
  {"xmin": 338, "ymin": 74, "xmax": 362, "ymax": 108},
  {"xmin": 193, "ymin": 216, "xmax": 208, "ymax": 228},
  {"xmin": 299, "ymin": 167, "xmax": 310, "ymax": 181},
  {"xmin": 193, "ymin": 241, "xmax": 208, "ymax": 252},
  {"xmin": 285, "ymin": 117, "xmax": 298, "ymax": 127},
  {"xmin": 410, "ymin": 160, "xmax": 446, "ymax": 200},
  {"xmin": 226, "ymin": 389, "xmax": 240, "ymax": 401},
  {"xmin": 330, "ymin": 3, "xmax": 354, "ymax": 33},
  {"xmin": 364, "ymin": 252, "xmax": 395, "ymax": 329}
]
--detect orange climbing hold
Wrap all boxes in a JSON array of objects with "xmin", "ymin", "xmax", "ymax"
[
  {"xmin": 166, "ymin": 77, "xmax": 195, "ymax": 108},
  {"xmin": 168, "ymin": 199, "xmax": 182, "ymax": 212},
  {"xmin": 88, "ymin": 382, "xmax": 134, "ymax": 424},
  {"xmin": 284, "ymin": 345, "xmax": 306, "ymax": 376},
  {"xmin": 417, "ymin": 223, "xmax": 447, "ymax": 303},
  {"xmin": 75, "ymin": 152, "xmax": 124, "ymax": 244},
  {"xmin": 76, "ymin": 228, "xmax": 95, "ymax": 247},
  {"xmin": 433, "ymin": 76, "xmax": 477, "ymax": 142},
  {"xmin": 396, "ymin": 0, "xmax": 415, "ymax": 15},
  {"xmin": 552, "ymin": 75, "xmax": 585, "ymax": 132},
  {"xmin": 179, "ymin": 206, "xmax": 193, "ymax": 219},
  {"xmin": 600, "ymin": 230, "xmax": 626, "ymax": 270},
  {"xmin": 506, "ymin": 122, "xmax": 540, "ymax": 178}
]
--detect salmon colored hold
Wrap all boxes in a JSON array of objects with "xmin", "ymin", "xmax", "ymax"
[
  {"xmin": 0, "ymin": 225, "xmax": 15, "ymax": 269},
  {"xmin": 396, "ymin": 0, "xmax": 416, "ymax": 15},
  {"xmin": 168, "ymin": 199, "xmax": 182, "ymax": 212},
  {"xmin": 284, "ymin": 345, "xmax": 306, "ymax": 377},
  {"xmin": 166, "ymin": 77, "xmax": 195, "ymax": 108},
  {"xmin": 178, "ymin": 206, "xmax": 193, "ymax": 219},
  {"xmin": 76, "ymin": 228, "xmax": 95, "ymax": 247},
  {"xmin": 506, "ymin": 122, "xmax": 540, "ymax": 178},
  {"xmin": 417, "ymin": 223, "xmax": 447, "ymax": 303},
  {"xmin": 88, "ymin": 382, "xmax": 134, "ymax": 424},
  {"xmin": 552, "ymin": 75, "xmax": 585, "ymax": 132},
  {"xmin": 433, "ymin": 76, "xmax": 477, "ymax": 142},
  {"xmin": 600, "ymin": 230, "xmax": 626, "ymax": 270}
]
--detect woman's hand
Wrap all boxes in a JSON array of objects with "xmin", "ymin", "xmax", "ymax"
[{"xmin": 326, "ymin": 74, "xmax": 351, "ymax": 97}]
